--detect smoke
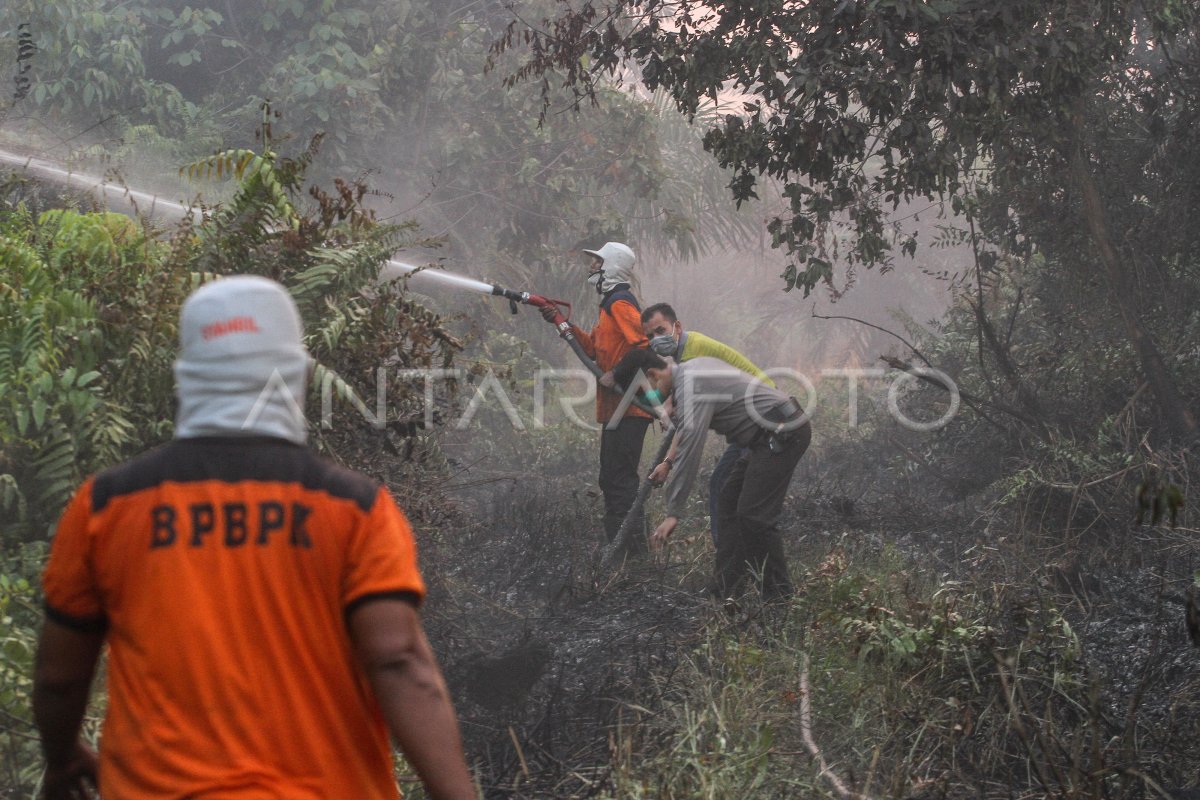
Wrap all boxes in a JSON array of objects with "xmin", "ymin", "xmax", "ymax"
[
  {"xmin": 0, "ymin": 0, "xmax": 968, "ymax": 490},
  {"xmin": 636, "ymin": 236, "xmax": 958, "ymax": 378}
]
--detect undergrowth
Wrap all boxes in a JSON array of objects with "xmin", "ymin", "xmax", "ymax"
[{"xmin": 598, "ymin": 534, "xmax": 1192, "ymax": 800}]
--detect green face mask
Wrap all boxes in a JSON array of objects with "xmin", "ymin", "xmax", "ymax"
[{"xmin": 642, "ymin": 388, "xmax": 664, "ymax": 406}]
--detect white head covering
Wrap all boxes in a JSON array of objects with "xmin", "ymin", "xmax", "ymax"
[
  {"xmin": 173, "ymin": 276, "xmax": 309, "ymax": 443},
  {"xmin": 582, "ymin": 241, "xmax": 636, "ymax": 293}
]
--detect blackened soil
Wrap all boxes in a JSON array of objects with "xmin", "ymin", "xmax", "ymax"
[
  {"xmin": 419, "ymin": 474, "xmax": 1200, "ymax": 798},
  {"xmin": 419, "ymin": 482, "xmax": 710, "ymax": 799}
]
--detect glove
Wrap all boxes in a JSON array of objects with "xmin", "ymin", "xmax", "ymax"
[{"xmin": 539, "ymin": 305, "xmax": 559, "ymax": 323}]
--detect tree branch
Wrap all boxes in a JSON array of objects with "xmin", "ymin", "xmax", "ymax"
[
  {"xmin": 810, "ymin": 308, "xmax": 936, "ymax": 369},
  {"xmin": 799, "ymin": 654, "xmax": 875, "ymax": 800},
  {"xmin": 879, "ymin": 354, "xmax": 1039, "ymax": 433}
]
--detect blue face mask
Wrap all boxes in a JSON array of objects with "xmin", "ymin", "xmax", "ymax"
[{"xmin": 649, "ymin": 333, "xmax": 677, "ymax": 357}]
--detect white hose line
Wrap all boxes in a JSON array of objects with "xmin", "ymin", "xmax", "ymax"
[{"xmin": 0, "ymin": 146, "xmax": 495, "ymax": 297}]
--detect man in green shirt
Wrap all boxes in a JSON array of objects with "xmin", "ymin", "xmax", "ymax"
[
  {"xmin": 640, "ymin": 303, "xmax": 772, "ymax": 548},
  {"xmin": 642, "ymin": 303, "xmax": 771, "ymax": 382}
]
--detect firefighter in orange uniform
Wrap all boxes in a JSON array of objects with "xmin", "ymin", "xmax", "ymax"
[
  {"xmin": 34, "ymin": 276, "xmax": 475, "ymax": 800},
  {"xmin": 542, "ymin": 242, "xmax": 650, "ymax": 549}
]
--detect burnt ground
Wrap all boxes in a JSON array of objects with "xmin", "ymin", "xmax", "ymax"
[
  {"xmin": 412, "ymin": 464, "xmax": 1200, "ymax": 798},
  {"xmin": 419, "ymin": 480, "xmax": 712, "ymax": 798},
  {"xmin": 854, "ymin": 495, "xmax": 1200, "ymax": 795}
]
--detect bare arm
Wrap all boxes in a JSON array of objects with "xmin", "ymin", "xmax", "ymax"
[
  {"xmin": 648, "ymin": 400, "xmax": 678, "ymax": 485},
  {"xmin": 33, "ymin": 618, "xmax": 103, "ymax": 799},
  {"xmin": 649, "ymin": 436, "xmax": 679, "ymax": 485},
  {"xmin": 349, "ymin": 599, "xmax": 476, "ymax": 800}
]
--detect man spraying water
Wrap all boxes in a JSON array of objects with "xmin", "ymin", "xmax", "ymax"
[{"xmin": 540, "ymin": 242, "xmax": 651, "ymax": 550}]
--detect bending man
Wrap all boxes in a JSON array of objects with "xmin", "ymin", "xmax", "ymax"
[
  {"xmin": 613, "ymin": 349, "xmax": 811, "ymax": 600},
  {"xmin": 34, "ymin": 276, "xmax": 476, "ymax": 800},
  {"xmin": 641, "ymin": 302, "xmax": 772, "ymax": 548}
]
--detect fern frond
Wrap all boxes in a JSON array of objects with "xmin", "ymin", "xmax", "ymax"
[
  {"xmin": 310, "ymin": 361, "xmax": 375, "ymax": 426},
  {"xmin": 288, "ymin": 261, "xmax": 342, "ymax": 304},
  {"xmin": 181, "ymin": 149, "xmax": 300, "ymax": 230},
  {"xmin": 288, "ymin": 242, "xmax": 387, "ymax": 308},
  {"xmin": 29, "ymin": 425, "xmax": 79, "ymax": 517},
  {"xmin": 180, "ymin": 149, "xmax": 259, "ymax": 182}
]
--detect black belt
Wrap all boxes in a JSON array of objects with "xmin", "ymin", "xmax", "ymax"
[
  {"xmin": 762, "ymin": 396, "xmax": 805, "ymax": 432},
  {"xmin": 752, "ymin": 397, "xmax": 807, "ymax": 450}
]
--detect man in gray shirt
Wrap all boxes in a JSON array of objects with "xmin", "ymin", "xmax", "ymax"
[{"xmin": 612, "ymin": 350, "xmax": 812, "ymax": 600}]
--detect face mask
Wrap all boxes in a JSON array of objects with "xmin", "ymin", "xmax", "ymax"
[
  {"xmin": 587, "ymin": 268, "xmax": 604, "ymax": 292},
  {"xmin": 642, "ymin": 388, "xmax": 665, "ymax": 406},
  {"xmin": 649, "ymin": 334, "xmax": 677, "ymax": 358}
]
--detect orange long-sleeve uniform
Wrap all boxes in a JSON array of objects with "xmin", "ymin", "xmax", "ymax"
[{"xmin": 571, "ymin": 286, "xmax": 650, "ymax": 423}]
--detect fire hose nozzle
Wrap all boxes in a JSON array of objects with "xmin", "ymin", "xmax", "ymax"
[
  {"xmin": 488, "ymin": 282, "xmax": 654, "ymax": 418},
  {"xmin": 491, "ymin": 283, "xmax": 573, "ymax": 324}
]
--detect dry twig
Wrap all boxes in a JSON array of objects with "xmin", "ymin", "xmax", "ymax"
[{"xmin": 799, "ymin": 653, "xmax": 876, "ymax": 800}]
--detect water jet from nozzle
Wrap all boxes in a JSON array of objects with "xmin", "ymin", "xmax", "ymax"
[
  {"xmin": 0, "ymin": 145, "xmax": 503, "ymax": 299},
  {"xmin": 379, "ymin": 259, "xmax": 496, "ymax": 296}
]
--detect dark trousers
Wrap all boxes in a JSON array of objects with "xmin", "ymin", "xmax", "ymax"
[
  {"xmin": 708, "ymin": 443, "xmax": 747, "ymax": 546},
  {"xmin": 599, "ymin": 415, "xmax": 651, "ymax": 546},
  {"xmin": 715, "ymin": 422, "xmax": 811, "ymax": 599}
]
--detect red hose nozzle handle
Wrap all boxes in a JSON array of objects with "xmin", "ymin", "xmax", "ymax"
[
  {"xmin": 491, "ymin": 285, "xmax": 572, "ymax": 326},
  {"xmin": 525, "ymin": 293, "xmax": 572, "ymax": 326}
]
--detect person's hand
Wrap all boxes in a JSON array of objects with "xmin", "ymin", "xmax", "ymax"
[
  {"xmin": 538, "ymin": 305, "xmax": 559, "ymax": 323},
  {"xmin": 651, "ymin": 516, "xmax": 678, "ymax": 551},
  {"xmin": 599, "ymin": 371, "xmax": 615, "ymax": 388},
  {"xmin": 43, "ymin": 740, "xmax": 98, "ymax": 800},
  {"xmin": 655, "ymin": 403, "xmax": 673, "ymax": 431},
  {"xmin": 649, "ymin": 461, "xmax": 671, "ymax": 485}
]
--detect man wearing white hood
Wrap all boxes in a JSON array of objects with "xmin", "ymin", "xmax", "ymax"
[
  {"xmin": 541, "ymin": 242, "xmax": 651, "ymax": 548},
  {"xmin": 34, "ymin": 276, "xmax": 475, "ymax": 800}
]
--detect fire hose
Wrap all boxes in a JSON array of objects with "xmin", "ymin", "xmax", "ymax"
[
  {"xmin": 490, "ymin": 283, "xmax": 674, "ymax": 563},
  {"xmin": 0, "ymin": 144, "xmax": 671, "ymax": 559},
  {"xmin": 1, "ymin": 144, "xmax": 671, "ymax": 560}
]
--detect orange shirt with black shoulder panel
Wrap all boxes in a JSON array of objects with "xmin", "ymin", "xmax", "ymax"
[
  {"xmin": 570, "ymin": 285, "xmax": 650, "ymax": 423},
  {"xmin": 42, "ymin": 436, "xmax": 426, "ymax": 800}
]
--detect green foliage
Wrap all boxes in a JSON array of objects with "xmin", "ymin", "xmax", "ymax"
[
  {"xmin": 3, "ymin": 0, "xmax": 404, "ymax": 163},
  {"xmin": 0, "ymin": 543, "xmax": 51, "ymax": 793},
  {"xmin": 173, "ymin": 125, "xmax": 463, "ymax": 476},
  {"xmin": 882, "ymin": 205, "xmax": 1200, "ymax": 521},
  {"xmin": 0, "ymin": 207, "xmax": 175, "ymax": 539},
  {"xmin": 603, "ymin": 624, "xmax": 799, "ymax": 798},
  {"xmin": 5, "ymin": 0, "xmax": 765, "ymax": 279},
  {"xmin": 1, "ymin": 0, "xmax": 199, "ymax": 127},
  {"xmin": 813, "ymin": 547, "xmax": 996, "ymax": 670},
  {"xmin": 0, "ymin": 125, "xmax": 463, "ymax": 795},
  {"xmin": 602, "ymin": 543, "xmax": 1105, "ymax": 798},
  {"xmin": 183, "ymin": 147, "xmax": 300, "ymax": 232},
  {"xmin": 501, "ymin": 0, "xmax": 1198, "ymax": 292},
  {"xmin": 416, "ymin": 9, "xmax": 764, "ymax": 268}
]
